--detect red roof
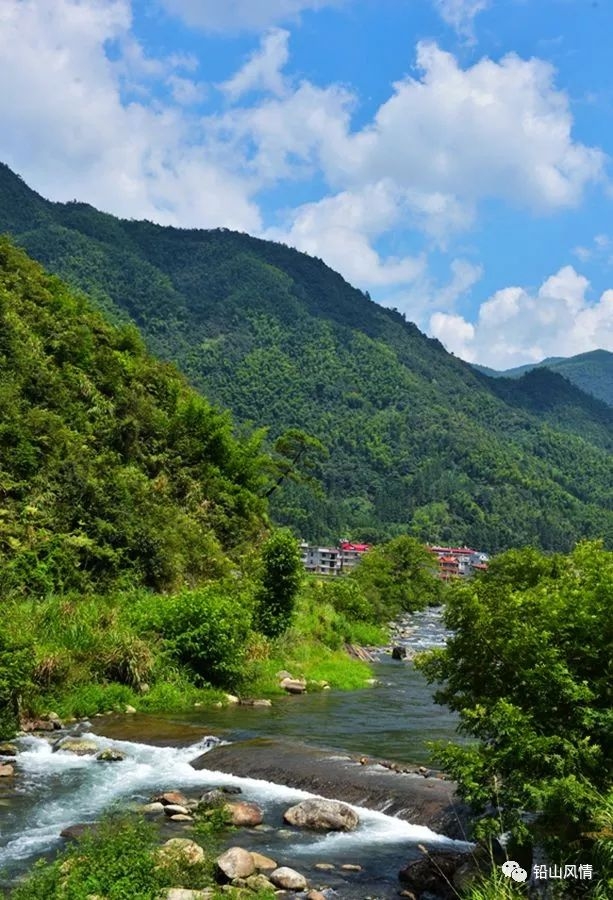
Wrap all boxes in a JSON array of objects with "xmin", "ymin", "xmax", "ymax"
[{"xmin": 340, "ymin": 542, "xmax": 371, "ymax": 552}]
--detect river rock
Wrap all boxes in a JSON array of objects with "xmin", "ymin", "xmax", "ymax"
[
  {"xmin": 398, "ymin": 850, "xmax": 472, "ymax": 898},
  {"xmin": 163, "ymin": 891, "xmax": 214, "ymax": 900},
  {"xmin": 225, "ymin": 694, "xmax": 239, "ymax": 704},
  {"xmin": 0, "ymin": 763, "xmax": 15, "ymax": 777},
  {"xmin": 154, "ymin": 791, "xmax": 189, "ymax": 806},
  {"xmin": 283, "ymin": 798, "xmax": 359, "ymax": 831},
  {"xmin": 251, "ymin": 699, "xmax": 272, "ymax": 707},
  {"xmin": 307, "ymin": 892, "xmax": 327, "ymax": 900},
  {"xmin": 280, "ymin": 678, "xmax": 307, "ymax": 694},
  {"xmin": 96, "ymin": 749, "xmax": 125, "ymax": 762},
  {"xmin": 169, "ymin": 813, "xmax": 193, "ymax": 822},
  {"xmin": 341, "ymin": 863, "xmax": 362, "ymax": 871},
  {"xmin": 141, "ymin": 801, "xmax": 165, "ymax": 814},
  {"xmin": 60, "ymin": 823, "xmax": 99, "ymax": 841},
  {"xmin": 270, "ymin": 866, "xmax": 308, "ymax": 890},
  {"xmin": 198, "ymin": 789, "xmax": 230, "ymax": 808},
  {"xmin": 57, "ymin": 738, "xmax": 99, "ymax": 756},
  {"xmin": 0, "ymin": 743, "xmax": 18, "ymax": 756},
  {"xmin": 21, "ymin": 718, "xmax": 55, "ymax": 732},
  {"xmin": 251, "ymin": 852, "xmax": 277, "ymax": 870},
  {"xmin": 238, "ymin": 874, "xmax": 274, "ymax": 891},
  {"xmin": 216, "ymin": 847, "xmax": 255, "ymax": 881},
  {"xmin": 227, "ymin": 801, "xmax": 263, "ymax": 826},
  {"xmin": 156, "ymin": 838, "xmax": 205, "ymax": 867},
  {"xmin": 314, "ymin": 863, "xmax": 335, "ymax": 871},
  {"xmin": 124, "ymin": 705, "xmax": 137, "ymax": 714},
  {"xmin": 163, "ymin": 804, "xmax": 190, "ymax": 817},
  {"xmin": 276, "ymin": 670, "xmax": 294, "ymax": 681}
]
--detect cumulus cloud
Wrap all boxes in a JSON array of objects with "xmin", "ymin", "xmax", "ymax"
[
  {"xmin": 160, "ymin": 0, "xmax": 344, "ymax": 32},
  {"xmin": 0, "ymin": 0, "xmax": 260, "ymax": 231},
  {"xmin": 221, "ymin": 29, "xmax": 290, "ymax": 100},
  {"xmin": 434, "ymin": 0, "xmax": 489, "ymax": 41},
  {"xmin": 429, "ymin": 266, "xmax": 613, "ymax": 367},
  {"xmin": 266, "ymin": 181, "xmax": 425, "ymax": 287},
  {"xmin": 345, "ymin": 42, "xmax": 605, "ymax": 217},
  {"xmin": 0, "ymin": 0, "xmax": 606, "ymax": 339}
]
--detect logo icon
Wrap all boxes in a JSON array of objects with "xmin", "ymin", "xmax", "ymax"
[{"xmin": 501, "ymin": 860, "xmax": 528, "ymax": 882}]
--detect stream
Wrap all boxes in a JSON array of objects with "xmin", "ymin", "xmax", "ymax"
[{"xmin": 0, "ymin": 607, "xmax": 466, "ymax": 898}]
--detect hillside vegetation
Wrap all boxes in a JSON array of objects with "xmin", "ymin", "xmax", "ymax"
[
  {"xmin": 474, "ymin": 349, "xmax": 613, "ymax": 408},
  {"xmin": 0, "ymin": 237, "xmax": 269, "ymax": 596},
  {"xmin": 1, "ymin": 163, "xmax": 612, "ymax": 551}
]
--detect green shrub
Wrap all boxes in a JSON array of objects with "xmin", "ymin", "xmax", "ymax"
[
  {"xmin": 138, "ymin": 583, "xmax": 253, "ymax": 689},
  {"xmin": 255, "ymin": 529, "xmax": 303, "ymax": 638}
]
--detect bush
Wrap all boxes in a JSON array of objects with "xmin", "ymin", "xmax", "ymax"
[{"xmin": 138, "ymin": 583, "xmax": 254, "ymax": 689}]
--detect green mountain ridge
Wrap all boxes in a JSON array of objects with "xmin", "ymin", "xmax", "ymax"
[
  {"xmin": 1, "ymin": 162, "xmax": 612, "ymax": 551},
  {"xmin": 472, "ymin": 349, "xmax": 613, "ymax": 407},
  {"xmin": 0, "ymin": 236, "xmax": 267, "ymax": 596}
]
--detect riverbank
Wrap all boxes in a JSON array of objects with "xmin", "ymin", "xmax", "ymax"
[
  {"xmin": 1, "ymin": 583, "xmax": 385, "ymax": 740},
  {"xmin": 1, "ymin": 608, "xmax": 475, "ymax": 899}
]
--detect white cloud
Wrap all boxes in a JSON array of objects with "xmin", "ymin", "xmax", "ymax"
[
  {"xmin": 429, "ymin": 266, "xmax": 613, "ymax": 367},
  {"xmin": 0, "ymin": 0, "xmax": 260, "ymax": 231},
  {"xmin": 434, "ymin": 0, "xmax": 489, "ymax": 41},
  {"xmin": 160, "ymin": 0, "xmax": 344, "ymax": 32},
  {"xmin": 221, "ymin": 29, "xmax": 290, "ymax": 100},
  {"xmin": 266, "ymin": 181, "xmax": 425, "ymax": 286},
  {"xmin": 345, "ymin": 42, "xmax": 605, "ymax": 217},
  {"xmin": 0, "ymin": 2, "xmax": 605, "ymax": 330}
]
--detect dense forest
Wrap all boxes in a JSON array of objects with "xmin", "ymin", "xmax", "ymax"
[
  {"xmin": 0, "ymin": 237, "xmax": 268, "ymax": 597},
  {"xmin": 1, "ymin": 162, "xmax": 612, "ymax": 551}
]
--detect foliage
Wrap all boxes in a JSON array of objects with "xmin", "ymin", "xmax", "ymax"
[
  {"xmin": 0, "ymin": 236, "xmax": 268, "ymax": 597},
  {"xmin": 133, "ymin": 583, "xmax": 254, "ymax": 689},
  {"xmin": 255, "ymin": 529, "xmax": 303, "ymax": 638},
  {"xmin": 352, "ymin": 535, "xmax": 443, "ymax": 620},
  {"xmin": 7, "ymin": 811, "xmax": 265, "ymax": 900},
  {"xmin": 0, "ymin": 630, "xmax": 33, "ymax": 738},
  {"xmin": 416, "ymin": 542, "xmax": 613, "ymax": 868},
  {"xmin": 1, "ymin": 162, "xmax": 612, "ymax": 551}
]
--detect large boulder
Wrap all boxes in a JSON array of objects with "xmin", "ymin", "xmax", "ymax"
[
  {"xmin": 216, "ymin": 847, "xmax": 255, "ymax": 881},
  {"xmin": 227, "ymin": 801, "xmax": 263, "ymax": 827},
  {"xmin": 283, "ymin": 798, "xmax": 359, "ymax": 831},
  {"xmin": 96, "ymin": 749, "xmax": 125, "ymax": 762},
  {"xmin": 56, "ymin": 738, "xmax": 99, "ymax": 756},
  {"xmin": 0, "ymin": 763, "xmax": 15, "ymax": 777},
  {"xmin": 270, "ymin": 867, "xmax": 308, "ymax": 890},
  {"xmin": 155, "ymin": 838, "xmax": 205, "ymax": 867}
]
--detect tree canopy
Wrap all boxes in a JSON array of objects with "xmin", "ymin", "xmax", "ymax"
[
  {"xmin": 0, "ymin": 237, "xmax": 268, "ymax": 596},
  {"xmin": 416, "ymin": 542, "xmax": 613, "ymax": 867}
]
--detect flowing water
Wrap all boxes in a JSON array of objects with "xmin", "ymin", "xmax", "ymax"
[{"xmin": 0, "ymin": 607, "xmax": 465, "ymax": 897}]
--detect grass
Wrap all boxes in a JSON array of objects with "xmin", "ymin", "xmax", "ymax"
[
  {"xmin": 2, "ymin": 579, "xmax": 387, "ymax": 731},
  {"xmin": 6, "ymin": 812, "xmax": 275, "ymax": 900}
]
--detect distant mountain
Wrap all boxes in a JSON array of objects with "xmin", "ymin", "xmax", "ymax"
[
  {"xmin": 0, "ymin": 161, "xmax": 612, "ymax": 551},
  {"xmin": 473, "ymin": 350, "xmax": 613, "ymax": 407}
]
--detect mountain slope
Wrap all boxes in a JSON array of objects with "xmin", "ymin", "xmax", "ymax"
[
  {"xmin": 473, "ymin": 350, "xmax": 613, "ymax": 407},
  {"xmin": 0, "ymin": 237, "xmax": 267, "ymax": 596},
  {"xmin": 1, "ymin": 162, "xmax": 612, "ymax": 552}
]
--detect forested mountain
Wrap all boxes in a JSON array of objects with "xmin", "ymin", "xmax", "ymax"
[
  {"xmin": 473, "ymin": 349, "xmax": 613, "ymax": 407},
  {"xmin": 1, "ymin": 162, "xmax": 612, "ymax": 551},
  {"xmin": 0, "ymin": 238, "xmax": 267, "ymax": 596}
]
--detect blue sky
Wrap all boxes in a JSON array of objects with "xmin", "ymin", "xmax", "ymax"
[{"xmin": 0, "ymin": 0, "xmax": 612, "ymax": 367}]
